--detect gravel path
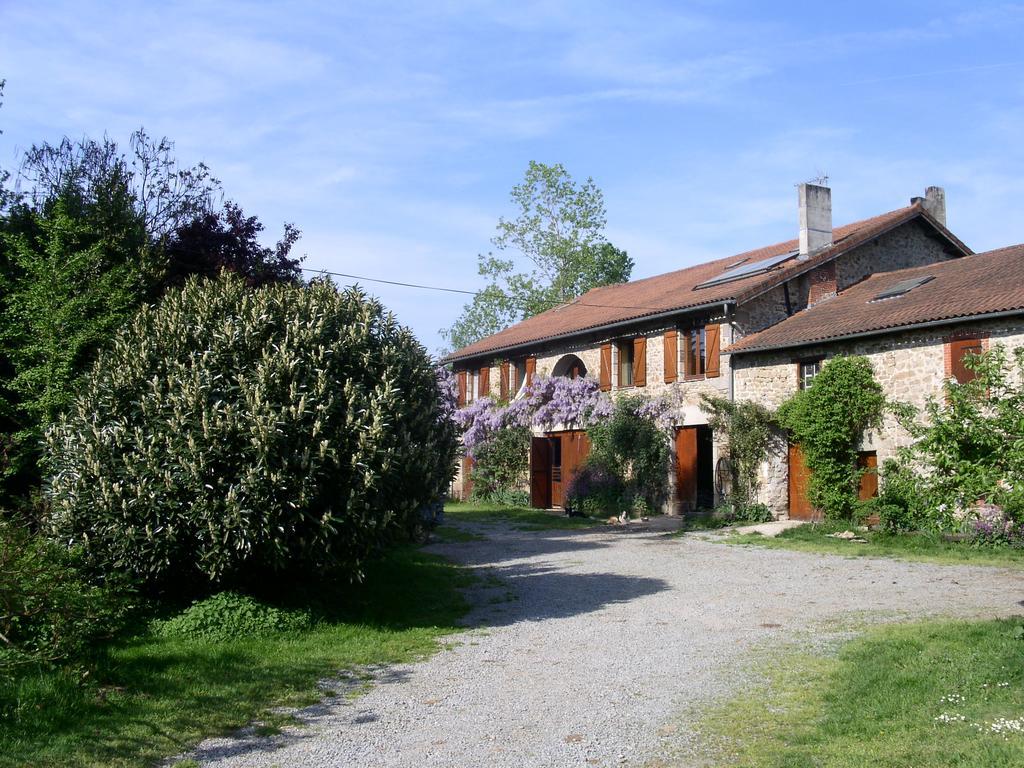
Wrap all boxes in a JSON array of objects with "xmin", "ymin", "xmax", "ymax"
[{"xmin": 190, "ymin": 521, "xmax": 1023, "ymax": 767}]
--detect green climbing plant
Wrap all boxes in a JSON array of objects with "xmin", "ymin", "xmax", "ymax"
[
  {"xmin": 777, "ymin": 356, "xmax": 886, "ymax": 520},
  {"xmin": 701, "ymin": 394, "xmax": 780, "ymax": 515}
]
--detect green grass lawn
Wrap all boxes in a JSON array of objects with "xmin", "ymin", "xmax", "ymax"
[
  {"xmin": 0, "ymin": 547, "xmax": 472, "ymax": 768},
  {"xmin": 728, "ymin": 521, "xmax": 1024, "ymax": 568},
  {"xmin": 695, "ymin": 618, "xmax": 1024, "ymax": 767},
  {"xmin": 443, "ymin": 501, "xmax": 605, "ymax": 531}
]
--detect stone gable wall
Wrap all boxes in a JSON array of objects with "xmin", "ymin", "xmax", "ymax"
[{"xmin": 836, "ymin": 218, "xmax": 961, "ymax": 290}]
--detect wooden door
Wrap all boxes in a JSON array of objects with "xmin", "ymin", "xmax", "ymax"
[
  {"xmin": 675, "ymin": 427, "xmax": 698, "ymax": 512},
  {"xmin": 561, "ymin": 431, "xmax": 591, "ymax": 497},
  {"xmin": 857, "ymin": 451, "xmax": 878, "ymax": 501},
  {"xmin": 549, "ymin": 436, "xmax": 564, "ymax": 508},
  {"xmin": 530, "ymin": 437, "xmax": 551, "ymax": 509},
  {"xmin": 788, "ymin": 443, "xmax": 818, "ymax": 521}
]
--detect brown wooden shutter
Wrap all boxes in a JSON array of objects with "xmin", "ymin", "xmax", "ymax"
[
  {"xmin": 478, "ymin": 367, "xmax": 490, "ymax": 397},
  {"xmin": 633, "ymin": 336, "xmax": 647, "ymax": 387},
  {"xmin": 525, "ymin": 356, "xmax": 536, "ymax": 387},
  {"xmin": 663, "ymin": 330, "xmax": 678, "ymax": 383},
  {"xmin": 704, "ymin": 324, "xmax": 721, "ymax": 378},
  {"xmin": 599, "ymin": 344, "xmax": 612, "ymax": 391},
  {"xmin": 499, "ymin": 361, "xmax": 509, "ymax": 400},
  {"xmin": 456, "ymin": 370, "xmax": 467, "ymax": 407},
  {"xmin": 950, "ymin": 338, "xmax": 982, "ymax": 383}
]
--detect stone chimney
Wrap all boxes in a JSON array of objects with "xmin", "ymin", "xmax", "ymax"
[
  {"xmin": 798, "ymin": 182, "xmax": 833, "ymax": 260},
  {"xmin": 911, "ymin": 186, "xmax": 946, "ymax": 227}
]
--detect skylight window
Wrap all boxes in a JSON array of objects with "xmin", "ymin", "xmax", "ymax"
[
  {"xmin": 869, "ymin": 275, "xmax": 934, "ymax": 302},
  {"xmin": 695, "ymin": 250, "xmax": 799, "ymax": 290}
]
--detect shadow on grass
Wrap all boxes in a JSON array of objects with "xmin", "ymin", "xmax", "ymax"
[{"xmin": 0, "ymin": 547, "xmax": 471, "ymax": 768}]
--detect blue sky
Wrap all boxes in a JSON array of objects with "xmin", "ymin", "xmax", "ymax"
[{"xmin": 2, "ymin": 1, "xmax": 1022, "ymax": 354}]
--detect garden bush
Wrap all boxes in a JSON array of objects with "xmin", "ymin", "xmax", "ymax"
[
  {"xmin": 565, "ymin": 460, "xmax": 627, "ymax": 516},
  {"xmin": 710, "ymin": 501, "xmax": 773, "ymax": 526},
  {"xmin": 468, "ymin": 425, "xmax": 530, "ymax": 503},
  {"xmin": 587, "ymin": 395, "xmax": 670, "ymax": 511},
  {"xmin": 44, "ymin": 275, "xmax": 458, "ymax": 592},
  {"xmin": 152, "ymin": 592, "xmax": 311, "ymax": 643},
  {"xmin": 886, "ymin": 345, "xmax": 1024, "ymax": 535},
  {"xmin": 0, "ymin": 519, "xmax": 132, "ymax": 678}
]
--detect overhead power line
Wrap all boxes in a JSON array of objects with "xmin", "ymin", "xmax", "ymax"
[{"xmin": 301, "ymin": 266, "xmax": 677, "ymax": 313}]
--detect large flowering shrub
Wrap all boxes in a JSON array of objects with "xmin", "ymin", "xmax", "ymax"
[{"xmin": 45, "ymin": 276, "xmax": 459, "ymax": 591}]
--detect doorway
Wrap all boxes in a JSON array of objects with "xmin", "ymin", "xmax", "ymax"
[
  {"xmin": 530, "ymin": 430, "xmax": 590, "ymax": 509},
  {"xmin": 676, "ymin": 425, "xmax": 714, "ymax": 513},
  {"xmin": 787, "ymin": 443, "xmax": 819, "ymax": 521}
]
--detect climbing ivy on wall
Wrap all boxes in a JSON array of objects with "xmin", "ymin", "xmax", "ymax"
[
  {"xmin": 700, "ymin": 394, "xmax": 780, "ymax": 512},
  {"xmin": 777, "ymin": 356, "xmax": 886, "ymax": 520}
]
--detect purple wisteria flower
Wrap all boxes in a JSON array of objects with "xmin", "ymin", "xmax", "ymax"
[
  {"xmin": 450, "ymin": 372, "xmax": 686, "ymax": 456},
  {"xmin": 453, "ymin": 397, "xmax": 504, "ymax": 456},
  {"xmin": 635, "ymin": 388, "xmax": 686, "ymax": 431},
  {"xmin": 435, "ymin": 365, "xmax": 459, "ymax": 423},
  {"xmin": 452, "ymin": 374, "xmax": 614, "ymax": 456}
]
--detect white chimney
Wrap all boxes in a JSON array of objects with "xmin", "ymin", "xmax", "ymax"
[
  {"xmin": 798, "ymin": 182, "xmax": 833, "ymax": 260},
  {"xmin": 912, "ymin": 186, "xmax": 946, "ymax": 227}
]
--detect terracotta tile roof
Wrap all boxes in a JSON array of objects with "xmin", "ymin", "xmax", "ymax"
[
  {"xmin": 445, "ymin": 203, "xmax": 967, "ymax": 363},
  {"xmin": 727, "ymin": 243, "xmax": 1024, "ymax": 355}
]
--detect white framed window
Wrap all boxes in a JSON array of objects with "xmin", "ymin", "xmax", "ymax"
[{"xmin": 798, "ymin": 358, "xmax": 823, "ymax": 390}]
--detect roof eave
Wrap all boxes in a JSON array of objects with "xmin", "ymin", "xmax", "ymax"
[
  {"xmin": 726, "ymin": 307, "xmax": 1024, "ymax": 357},
  {"xmin": 442, "ymin": 298, "xmax": 737, "ymax": 365}
]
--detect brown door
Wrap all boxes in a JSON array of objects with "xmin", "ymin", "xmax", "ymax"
[
  {"xmin": 561, "ymin": 431, "xmax": 591, "ymax": 501},
  {"xmin": 461, "ymin": 455, "xmax": 474, "ymax": 500},
  {"xmin": 549, "ymin": 437, "xmax": 564, "ymax": 507},
  {"xmin": 530, "ymin": 437, "xmax": 552, "ymax": 509},
  {"xmin": 858, "ymin": 451, "xmax": 878, "ymax": 501},
  {"xmin": 676, "ymin": 427, "xmax": 698, "ymax": 512},
  {"xmin": 788, "ymin": 444, "xmax": 818, "ymax": 521}
]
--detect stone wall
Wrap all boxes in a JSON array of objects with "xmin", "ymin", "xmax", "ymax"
[
  {"xmin": 730, "ymin": 319, "xmax": 1024, "ymax": 517},
  {"xmin": 836, "ymin": 217, "xmax": 961, "ymax": 290}
]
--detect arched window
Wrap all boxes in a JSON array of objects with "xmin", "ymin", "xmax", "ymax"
[{"xmin": 552, "ymin": 354, "xmax": 587, "ymax": 380}]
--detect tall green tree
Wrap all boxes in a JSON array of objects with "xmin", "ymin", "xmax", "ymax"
[
  {"xmin": 0, "ymin": 120, "xmax": 304, "ymax": 510},
  {"xmin": 442, "ymin": 161, "xmax": 633, "ymax": 352}
]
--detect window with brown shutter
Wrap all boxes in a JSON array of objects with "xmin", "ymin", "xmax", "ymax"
[
  {"xmin": 663, "ymin": 330, "xmax": 678, "ymax": 383},
  {"xmin": 499, "ymin": 361, "xmax": 509, "ymax": 400},
  {"xmin": 704, "ymin": 324, "xmax": 721, "ymax": 378},
  {"xmin": 633, "ymin": 337, "xmax": 647, "ymax": 387},
  {"xmin": 525, "ymin": 356, "xmax": 536, "ymax": 387},
  {"xmin": 478, "ymin": 366, "xmax": 490, "ymax": 397},
  {"xmin": 949, "ymin": 337, "xmax": 983, "ymax": 383},
  {"xmin": 616, "ymin": 340, "xmax": 634, "ymax": 387},
  {"xmin": 599, "ymin": 344, "xmax": 612, "ymax": 391},
  {"xmin": 683, "ymin": 327, "xmax": 705, "ymax": 378},
  {"xmin": 456, "ymin": 370, "xmax": 467, "ymax": 407}
]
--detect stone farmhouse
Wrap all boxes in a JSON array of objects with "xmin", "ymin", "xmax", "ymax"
[{"xmin": 444, "ymin": 182, "xmax": 1024, "ymax": 519}]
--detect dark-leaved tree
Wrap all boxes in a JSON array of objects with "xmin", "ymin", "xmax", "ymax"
[{"xmin": 161, "ymin": 201, "xmax": 302, "ymax": 290}]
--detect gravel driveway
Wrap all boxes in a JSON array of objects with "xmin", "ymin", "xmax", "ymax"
[{"xmin": 191, "ymin": 520, "xmax": 1023, "ymax": 767}]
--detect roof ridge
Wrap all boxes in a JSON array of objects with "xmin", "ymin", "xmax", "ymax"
[{"xmin": 444, "ymin": 202, "xmax": 961, "ymax": 363}]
